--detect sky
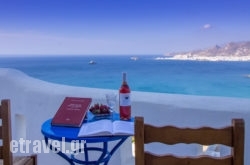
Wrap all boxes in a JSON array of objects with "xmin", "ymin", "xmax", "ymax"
[{"xmin": 0, "ymin": 0, "xmax": 250, "ymax": 56}]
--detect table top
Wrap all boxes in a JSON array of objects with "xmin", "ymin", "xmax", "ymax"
[{"xmin": 41, "ymin": 112, "xmax": 133, "ymax": 143}]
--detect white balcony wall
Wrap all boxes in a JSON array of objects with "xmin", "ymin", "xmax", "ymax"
[{"xmin": 0, "ymin": 68, "xmax": 250, "ymax": 165}]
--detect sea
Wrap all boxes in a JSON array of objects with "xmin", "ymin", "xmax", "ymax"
[{"xmin": 0, "ymin": 55, "xmax": 250, "ymax": 98}]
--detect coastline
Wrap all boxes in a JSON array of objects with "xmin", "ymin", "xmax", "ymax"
[
  {"xmin": 155, "ymin": 55, "xmax": 250, "ymax": 61},
  {"xmin": 158, "ymin": 41, "xmax": 250, "ymax": 62}
]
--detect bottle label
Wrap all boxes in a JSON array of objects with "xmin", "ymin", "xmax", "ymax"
[{"xmin": 119, "ymin": 93, "xmax": 131, "ymax": 106}]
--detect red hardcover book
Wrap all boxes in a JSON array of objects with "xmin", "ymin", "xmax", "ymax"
[{"xmin": 51, "ymin": 97, "xmax": 92, "ymax": 127}]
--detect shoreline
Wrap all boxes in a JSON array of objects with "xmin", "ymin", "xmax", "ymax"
[
  {"xmin": 155, "ymin": 55, "xmax": 250, "ymax": 62},
  {"xmin": 1, "ymin": 54, "xmax": 250, "ymax": 61}
]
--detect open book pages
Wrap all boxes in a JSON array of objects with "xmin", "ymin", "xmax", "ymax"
[{"xmin": 78, "ymin": 119, "xmax": 134, "ymax": 137}]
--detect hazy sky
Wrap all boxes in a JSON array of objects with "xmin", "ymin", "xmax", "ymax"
[{"xmin": 0, "ymin": 0, "xmax": 250, "ymax": 56}]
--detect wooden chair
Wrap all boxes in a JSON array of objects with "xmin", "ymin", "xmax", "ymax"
[
  {"xmin": 0, "ymin": 99, "xmax": 37, "ymax": 165},
  {"xmin": 134, "ymin": 116, "xmax": 244, "ymax": 165}
]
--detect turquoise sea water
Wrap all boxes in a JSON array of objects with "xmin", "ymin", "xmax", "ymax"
[{"xmin": 0, "ymin": 55, "xmax": 250, "ymax": 98}]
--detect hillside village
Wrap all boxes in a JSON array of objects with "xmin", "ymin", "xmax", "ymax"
[{"xmin": 158, "ymin": 41, "xmax": 250, "ymax": 61}]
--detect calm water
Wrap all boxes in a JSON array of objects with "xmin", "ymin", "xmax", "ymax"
[{"xmin": 1, "ymin": 55, "xmax": 250, "ymax": 98}]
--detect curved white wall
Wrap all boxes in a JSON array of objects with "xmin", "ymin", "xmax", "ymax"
[{"xmin": 0, "ymin": 68, "xmax": 249, "ymax": 165}]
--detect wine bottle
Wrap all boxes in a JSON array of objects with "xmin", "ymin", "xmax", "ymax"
[{"xmin": 119, "ymin": 72, "xmax": 131, "ymax": 120}]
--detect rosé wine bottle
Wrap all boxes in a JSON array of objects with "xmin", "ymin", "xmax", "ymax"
[{"xmin": 119, "ymin": 72, "xmax": 131, "ymax": 120}]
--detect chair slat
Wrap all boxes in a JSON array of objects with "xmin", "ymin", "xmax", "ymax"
[
  {"xmin": 233, "ymin": 119, "xmax": 245, "ymax": 165},
  {"xmin": 1, "ymin": 99, "xmax": 13, "ymax": 165},
  {"xmin": 145, "ymin": 152, "xmax": 232, "ymax": 165},
  {"xmin": 0, "ymin": 105, "xmax": 3, "ymax": 160},
  {"xmin": 0, "ymin": 106, "xmax": 2, "ymax": 118},
  {"xmin": 0, "ymin": 126, "xmax": 2, "ymax": 138},
  {"xmin": 144, "ymin": 124, "xmax": 233, "ymax": 146},
  {"xmin": 135, "ymin": 116, "xmax": 145, "ymax": 165},
  {"xmin": 0, "ymin": 146, "xmax": 3, "ymax": 159}
]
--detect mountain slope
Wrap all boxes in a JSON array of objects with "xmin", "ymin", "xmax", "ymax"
[{"xmin": 162, "ymin": 41, "xmax": 250, "ymax": 61}]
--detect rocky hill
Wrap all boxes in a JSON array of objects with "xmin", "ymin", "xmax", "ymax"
[{"xmin": 161, "ymin": 41, "xmax": 250, "ymax": 61}]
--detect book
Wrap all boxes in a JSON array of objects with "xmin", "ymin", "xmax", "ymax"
[
  {"xmin": 77, "ymin": 119, "xmax": 134, "ymax": 137},
  {"xmin": 51, "ymin": 97, "xmax": 92, "ymax": 127}
]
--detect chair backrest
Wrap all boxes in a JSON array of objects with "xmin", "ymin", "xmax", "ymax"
[
  {"xmin": 134, "ymin": 116, "xmax": 245, "ymax": 165},
  {"xmin": 0, "ymin": 99, "xmax": 13, "ymax": 165}
]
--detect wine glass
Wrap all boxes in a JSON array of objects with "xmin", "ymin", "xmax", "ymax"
[{"xmin": 105, "ymin": 93, "xmax": 117, "ymax": 112}]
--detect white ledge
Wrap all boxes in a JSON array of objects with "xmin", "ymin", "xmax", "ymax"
[{"xmin": 0, "ymin": 68, "xmax": 250, "ymax": 165}]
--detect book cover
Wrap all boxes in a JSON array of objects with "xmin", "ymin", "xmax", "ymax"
[
  {"xmin": 77, "ymin": 119, "xmax": 134, "ymax": 137},
  {"xmin": 51, "ymin": 97, "xmax": 92, "ymax": 127}
]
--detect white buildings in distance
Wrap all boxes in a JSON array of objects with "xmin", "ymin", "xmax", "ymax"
[{"xmin": 156, "ymin": 41, "xmax": 250, "ymax": 61}]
